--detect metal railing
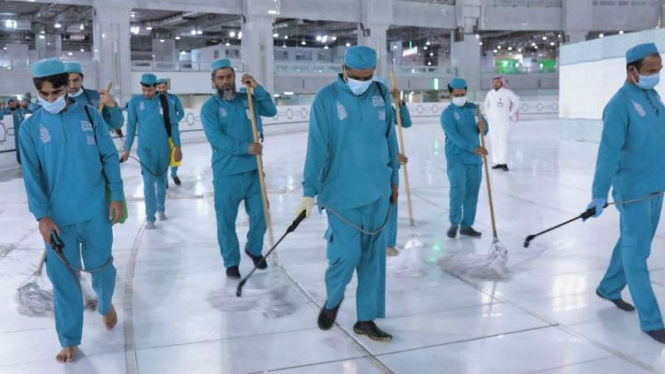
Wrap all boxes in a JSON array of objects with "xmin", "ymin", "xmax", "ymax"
[
  {"xmin": 0, "ymin": 59, "xmax": 95, "ymax": 71},
  {"xmin": 492, "ymin": 0, "xmax": 562, "ymax": 6},
  {"xmin": 401, "ymin": 0, "xmax": 455, "ymax": 4},
  {"xmin": 131, "ymin": 59, "xmax": 244, "ymax": 72},
  {"xmin": 395, "ymin": 65, "xmax": 457, "ymax": 76},
  {"xmin": 483, "ymin": 66, "xmax": 558, "ymax": 74}
]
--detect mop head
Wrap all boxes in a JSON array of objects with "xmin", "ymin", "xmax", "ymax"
[
  {"xmin": 438, "ymin": 238, "xmax": 509, "ymax": 280},
  {"xmin": 208, "ymin": 269, "xmax": 295, "ymax": 318},
  {"xmin": 403, "ymin": 226, "xmax": 424, "ymax": 250},
  {"xmin": 387, "ymin": 246, "xmax": 429, "ymax": 277},
  {"xmin": 16, "ymin": 276, "xmax": 53, "ymax": 316}
]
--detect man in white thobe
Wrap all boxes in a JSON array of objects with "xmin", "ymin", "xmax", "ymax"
[{"xmin": 484, "ymin": 76, "xmax": 520, "ymax": 171}]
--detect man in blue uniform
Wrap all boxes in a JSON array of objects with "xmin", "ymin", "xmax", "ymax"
[
  {"xmin": 200, "ymin": 59, "xmax": 277, "ymax": 278},
  {"xmin": 19, "ymin": 59, "xmax": 124, "ymax": 363},
  {"xmin": 157, "ymin": 78, "xmax": 186, "ymax": 186},
  {"xmin": 120, "ymin": 73, "xmax": 181, "ymax": 229},
  {"xmin": 64, "ymin": 62, "xmax": 123, "ymax": 131},
  {"xmin": 441, "ymin": 78, "xmax": 489, "ymax": 239},
  {"xmin": 586, "ymin": 43, "xmax": 665, "ymax": 343},
  {"xmin": 297, "ymin": 46, "xmax": 399, "ymax": 342}
]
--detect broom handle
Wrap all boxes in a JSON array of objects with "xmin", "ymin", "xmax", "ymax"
[
  {"xmin": 98, "ymin": 82, "xmax": 113, "ymax": 112},
  {"xmin": 477, "ymin": 106, "xmax": 498, "ymax": 238},
  {"xmin": 390, "ymin": 67, "xmax": 415, "ymax": 228},
  {"xmin": 246, "ymin": 84, "xmax": 275, "ymax": 247}
]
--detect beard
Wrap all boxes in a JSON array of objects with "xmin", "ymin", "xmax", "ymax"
[{"xmin": 217, "ymin": 83, "xmax": 236, "ymax": 101}]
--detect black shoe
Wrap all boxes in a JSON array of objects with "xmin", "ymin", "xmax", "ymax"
[
  {"xmin": 492, "ymin": 165, "xmax": 503, "ymax": 170},
  {"xmin": 226, "ymin": 266, "xmax": 241, "ymax": 278},
  {"xmin": 502, "ymin": 165, "xmax": 509, "ymax": 171},
  {"xmin": 596, "ymin": 290, "xmax": 635, "ymax": 312},
  {"xmin": 245, "ymin": 248, "xmax": 268, "ymax": 270},
  {"xmin": 353, "ymin": 321, "xmax": 393, "ymax": 342},
  {"xmin": 318, "ymin": 300, "xmax": 343, "ymax": 330},
  {"xmin": 460, "ymin": 227, "xmax": 482, "ymax": 237},
  {"xmin": 647, "ymin": 329, "xmax": 665, "ymax": 344},
  {"xmin": 447, "ymin": 226, "xmax": 458, "ymax": 239},
  {"xmin": 173, "ymin": 176, "xmax": 182, "ymax": 186}
]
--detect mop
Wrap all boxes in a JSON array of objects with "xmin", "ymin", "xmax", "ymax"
[
  {"xmin": 524, "ymin": 191, "xmax": 665, "ymax": 248},
  {"xmin": 439, "ymin": 106, "xmax": 509, "ymax": 280},
  {"xmin": 246, "ymin": 84, "xmax": 277, "ymax": 265},
  {"xmin": 16, "ymin": 250, "xmax": 53, "ymax": 316}
]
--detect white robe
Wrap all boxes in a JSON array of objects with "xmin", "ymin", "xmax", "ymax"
[{"xmin": 484, "ymin": 87, "xmax": 520, "ymax": 165}]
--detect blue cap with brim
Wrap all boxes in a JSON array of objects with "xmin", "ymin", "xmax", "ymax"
[
  {"xmin": 212, "ymin": 59, "xmax": 232, "ymax": 72},
  {"xmin": 141, "ymin": 73, "xmax": 157, "ymax": 85},
  {"xmin": 64, "ymin": 62, "xmax": 83, "ymax": 74},
  {"xmin": 156, "ymin": 78, "xmax": 168, "ymax": 84},
  {"xmin": 626, "ymin": 43, "xmax": 660, "ymax": 64},
  {"xmin": 344, "ymin": 46, "xmax": 377, "ymax": 70},
  {"xmin": 32, "ymin": 59, "xmax": 66, "ymax": 78},
  {"xmin": 449, "ymin": 78, "xmax": 467, "ymax": 89}
]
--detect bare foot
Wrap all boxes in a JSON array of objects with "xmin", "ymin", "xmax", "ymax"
[
  {"xmin": 56, "ymin": 346, "xmax": 77, "ymax": 363},
  {"xmin": 103, "ymin": 305, "xmax": 118, "ymax": 331}
]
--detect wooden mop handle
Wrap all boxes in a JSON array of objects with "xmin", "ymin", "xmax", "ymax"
[
  {"xmin": 390, "ymin": 67, "xmax": 416, "ymax": 228},
  {"xmin": 98, "ymin": 82, "xmax": 113, "ymax": 112},
  {"xmin": 477, "ymin": 106, "xmax": 497, "ymax": 238},
  {"xmin": 245, "ymin": 84, "xmax": 275, "ymax": 247}
]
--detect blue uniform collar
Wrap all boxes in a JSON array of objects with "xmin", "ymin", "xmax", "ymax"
[
  {"xmin": 334, "ymin": 74, "xmax": 353, "ymax": 95},
  {"xmin": 623, "ymin": 81, "xmax": 654, "ymax": 94}
]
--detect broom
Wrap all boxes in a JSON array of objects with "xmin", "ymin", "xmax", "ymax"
[
  {"xmin": 390, "ymin": 67, "xmax": 423, "ymax": 250},
  {"xmin": 246, "ymin": 83, "xmax": 277, "ymax": 264},
  {"xmin": 439, "ymin": 105, "xmax": 509, "ymax": 280}
]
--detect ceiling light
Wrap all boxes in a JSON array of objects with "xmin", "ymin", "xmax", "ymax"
[
  {"xmin": 518, "ymin": 48, "xmax": 522, "ymax": 52},
  {"xmin": 426, "ymin": 40, "xmax": 431, "ymax": 45},
  {"xmin": 324, "ymin": 45, "xmax": 329, "ymax": 49},
  {"xmin": 393, "ymin": 45, "xmax": 397, "ymax": 49},
  {"xmin": 493, "ymin": 49, "xmax": 497, "ymax": 53},
  {"xmin": 131, "ymin": 13, "xmax": 136, "ymax": 18},
  {"xmin": 130, "ymin": 26, "xmax": 140, "ymax": 35},
  {"xmin": 301, "ymin": 40, "xmax": 306, "ymax": 45},
  {"xmin": 332, "ymin": 36, "xmax": 337, "ymax": 41},
  {"xmin": 321, "ymin": 35, "xmax": 328, "ymax": 43},
  {"xmin": 197, "ymin": 30, "xmax": 203, "ymax": 35},
  {"xmin": 40, "ymin": 30, "xmax": 45, "ymax": 34},
  {"xmin": 225, "ymin": 42, "xmax": 230, "ymax": 46},
  {"xmin": 497, "ymin": 45, "xmax": 502, "ymax": 49},
  {"xmin": 54, "ymin": 22, "xmax": 62, "ymax": 29},
  {"xmin": 282, "ymin": 43, "xmax": 286, "ymax": 48},
  {"xmin": 284, "ymin": 35, "xmax": 288, "ymax": 40},
  {"xmin": 346, "ymin": 42, "xmax": 351, "ymax": 47},
  {"xmin": 80, "ymin": 48, "xmax": 85, "ymax": 52},
  {"xmin": 599, "ymin": 33, "xmax": 604, "ymax": 38},
  {"xmin": 316, "ymin": 35, "xmax": 322, "ymax": 42},
  {"xmin": 508, "ymin": 46, "xmax": 512, "ymax": 51},
  {"xmin": 67, "ymin": 52, "xmax": 72, "ymax": 56},
  {"xmin": 550, "ymin": 42, "xmax": 555, "ymax": 46},
  {"xmin": 542, "ymin": 36, "xmax": 547, "ymax": 40},
  {"xmin": 80, "ymin": 24, "xmax": 84, "ymax": 31},
  {"xmin": 427, "ymin": 61, "xmax": 432, "ymax": 66},
  {"xmin": 423, "ymin": 46, "xmax": 428, "ymax": 50},
  {"xmin": 229, "ymin": 31, "xmax": 236, "ymax": 37},
  {"xmin": 146, "ymin": 26, "xmax": 153, "ymax": 31},
  {"xmin": 429, "ymin": 52, "xmax": 434, "ymax": 56},
  {"xmin": 479, "ymin": 42, "xmax": 483, "ymax": 46},
  {"xmin": 180, "ymin": 50, "xmax": 186, "ymax": 54},
  {"xmin": 237, "ymin": 31, "xmax": 242, "ymax": 39},
  {"xmin": 39, "ymin": 35, "xmax": 45, "ymax": 40},
  {"xmin": 175, "ymin": 36, "xmax": 181, "ymax": 40},
  {"xmin": 160, "ymin": 39, "xmax": 165, "ymax": 43},
  {"xmin": 475, "ymin": 34, "xmax": 480, "ymax": 39},
  {"xmin": 191, "ymin": 29, "xmax": 197, "ymax": 35},
  {"xmin": 273, "ymin": 32, "xmax": 279, "ymax": 38},
  {"xmin": 619, "ymin": 30, "xmax": 624, "ymax": 34}
]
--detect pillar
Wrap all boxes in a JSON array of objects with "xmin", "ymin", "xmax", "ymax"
[
  {"xmin": 451, "ymin": 34, "xmax": 482, "ymax": 92},
  {"xmin": 357, "ymin": 23, "xmax": 389, "ymax": 77},
  {"xmin": 241, "ymin": 0, "xmax": 278, "ymax": 94},
  {"xmin": 562, "ymin": 0, "xmax": 591, "ymax": 44},
  {"xmin": 92, "ymin": 0, "xmax": 133, "ymax": 105}
]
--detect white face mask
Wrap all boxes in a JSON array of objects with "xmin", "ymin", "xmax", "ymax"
[
  {"xmin": 347, "ymin": 78, "xmax": 373, "ymax": 96},
  {"xmin": 452, "ymin": 96, "xmax": 467, "ymax": 107},
  {"xmin": 69, "ymin": 87, "xmax": 84, "ymax": 97},
  {"xmin": 38, "ymin": 94, "xmax": 67, "ymax": 114}
]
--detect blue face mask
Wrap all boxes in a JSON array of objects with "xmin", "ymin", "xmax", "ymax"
[
  {"xmin": 38, "ymin": 94, "xmax": 67, "ymax": 114},
  {"xmin": 637, "ymin": 73, "xmax": 660, "ymax": 90},
  {"xmin": 347, "ymin": 77, "xmax": 373, "ymax": 96}
]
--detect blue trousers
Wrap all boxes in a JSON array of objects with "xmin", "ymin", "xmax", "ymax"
[
  {"xmin": 171, "ymin": 166, "xmax": 179, "ymax": 178},
  {"xmin": 139, "ymin": 148, "xmax": 169, "ymax": 223},
  {"xmin": 213, "ymin": 170, "xmax": 266, "ymax": 268},
  {"xmin": 45, "ymin": 215, "xmax": 116, "ymax": 347},
  {"xmin": 447, "ymin": 162, "xmax": 482, "ymax": 228},
  {"xmin": 324, "ymin": 197, "xmax": 390, "ymax": 321},
  {"xmin": 597, "ymin": 194, "xmax": 664, "ymax": 332}
]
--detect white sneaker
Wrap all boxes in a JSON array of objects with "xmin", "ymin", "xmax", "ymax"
[
  {"xmin": 158, "ymin": 212, "xmax": 168, "ymax": 221},
  {"xmin": 145, "ymin": 222, "xmax": 157, "ymax": 230}
]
